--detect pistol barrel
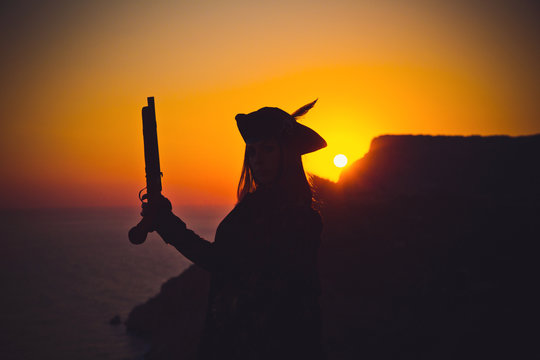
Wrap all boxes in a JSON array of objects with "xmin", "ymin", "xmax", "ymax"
[{"xmin": 142, "ymin": 96, "xmax": 162, "ymax": 200}]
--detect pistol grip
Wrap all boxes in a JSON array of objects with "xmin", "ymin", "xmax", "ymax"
[{"xmin": 128, "ymin": 217, "xmax": 152, "ymax": 245}]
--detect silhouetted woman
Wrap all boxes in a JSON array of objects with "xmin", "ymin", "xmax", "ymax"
[{"xmin": 146, "ymin": 100, "xmax": 327, "ymax": 360}]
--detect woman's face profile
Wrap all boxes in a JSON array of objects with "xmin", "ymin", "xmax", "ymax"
[{"xmin": 247, "ymin": 139, "xmax": 281, "ymax": 185}]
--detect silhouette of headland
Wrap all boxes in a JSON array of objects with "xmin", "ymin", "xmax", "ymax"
[{"xmin": 126, "ymin": 134, "xmax": 540, "ymax": 359}]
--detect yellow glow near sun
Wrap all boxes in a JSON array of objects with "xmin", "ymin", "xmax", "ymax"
[{"xmin": 333, "ymin": 154, "xmax": 348, "ymax": 168}]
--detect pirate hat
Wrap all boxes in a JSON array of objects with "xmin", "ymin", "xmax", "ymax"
[{"xmin": 235, "ymin": 99, "xmax": 327, "ymax": 155}]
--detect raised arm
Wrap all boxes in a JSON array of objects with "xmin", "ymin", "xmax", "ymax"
[
  {"xmin": 154, "ymin": 211, "xmax": 218, "ymax": 271},
  {"xmin": 154, "ymin": 208, "xmax": 259, "ymax": 273}
]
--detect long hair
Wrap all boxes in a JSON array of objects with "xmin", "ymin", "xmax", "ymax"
[
  {"xmin": 236, "ymin": 148, "xmax": 256, "ymax": 202},
  {"xmin": 236, "ymin": 140, "xmax": 313, "ymax": 207}
]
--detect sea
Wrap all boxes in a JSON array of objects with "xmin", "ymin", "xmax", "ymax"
[{"xmin": 0, "ymin": 205, "xmax": 231, "ymax": 360}]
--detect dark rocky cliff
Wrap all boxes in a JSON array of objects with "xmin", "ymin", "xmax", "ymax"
[
  {"xmin": 126, "ymin": 134, "xmax": 540, "ymax": 359},
  {"xmin": 340, "ymin": 134, "xmax": 540, "ymax": 198}
]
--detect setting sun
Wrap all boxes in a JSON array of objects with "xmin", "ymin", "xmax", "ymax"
[{"xmin": 333, "ymin": 154, "xmax": 348, "ymax": 168}]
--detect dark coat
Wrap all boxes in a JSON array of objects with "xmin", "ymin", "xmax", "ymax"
[{"xmin": 159, "ymin": 188, "xmax": 325, "ymax": 360}]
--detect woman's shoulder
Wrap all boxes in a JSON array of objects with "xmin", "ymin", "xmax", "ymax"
[{"xmin": 236, "ymin": 189, "xmax": 322, "ymax": 229}]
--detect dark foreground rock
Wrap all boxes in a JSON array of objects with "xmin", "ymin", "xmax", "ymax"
[
  {"xmin": 126, "ymin": 265, "xmax": 209, "ymax": 359},
  {"xmin": 127, "ymin": 134, "xmax": 540, "ymax": 359}
]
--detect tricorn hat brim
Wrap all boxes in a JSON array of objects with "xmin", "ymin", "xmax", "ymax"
[{"xmin": 235, "ymin": 104, "xmax": 326, "ymax": 155}]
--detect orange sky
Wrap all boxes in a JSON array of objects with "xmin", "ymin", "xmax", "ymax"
[{"xmin": 0, "ymin": 0, "xmax": 538, "ymax": 208}]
